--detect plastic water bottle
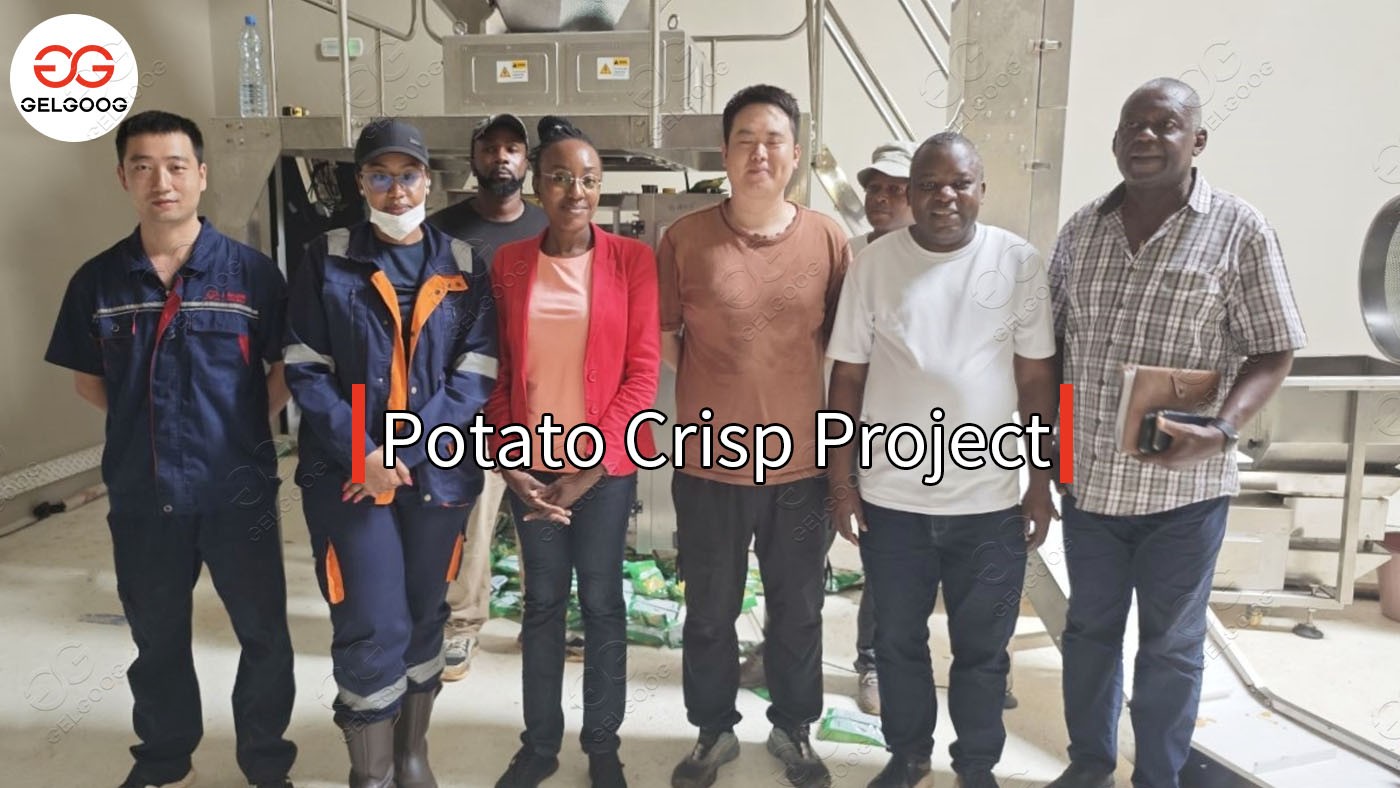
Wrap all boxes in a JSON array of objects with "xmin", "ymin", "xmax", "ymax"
[{"xmin": 239, "ymin": 15, "xmax": 268, "ymax": 117}]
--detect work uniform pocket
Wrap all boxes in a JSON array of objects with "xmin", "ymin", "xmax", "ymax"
[
  {"xmin": 94, "ymin": 314, "xmax": 137, "ymax": 379},
  {"xmin": 185, "ymin": 309, "xmax": 256, "ymax": 367}
]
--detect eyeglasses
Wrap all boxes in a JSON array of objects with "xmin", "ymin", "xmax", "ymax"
[
  {"xmin": 361, "ymin": 169, "xmax": 426, "ymax": 193},
  {"xmin": 543, "ymin": 171, "xmax": 603, "ymax": 192}
]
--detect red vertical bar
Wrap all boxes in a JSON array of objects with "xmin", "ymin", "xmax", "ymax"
[
  {"xmin": 1059, "ymin": 383, "xmax": 1074, "ymax": 485},
  {"xmin": 351, "ymin": 383, "xmax": 366, "ymax": 484}
]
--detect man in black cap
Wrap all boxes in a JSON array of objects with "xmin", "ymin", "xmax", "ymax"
[
  {"xmin": 429, "ymin": 113, "xmax": 548, "ymax": 274},
  {"xmin": 432, "ymin": 113, "xmax": 550, "ymax": 682}
]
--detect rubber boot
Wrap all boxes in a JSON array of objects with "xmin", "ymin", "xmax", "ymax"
[
  {"xmin": 344, "ymin": 716, "xmax": 397, "ymax": 788},
  {"xmin": 394, "ymin": 689, "xmax": 438, "ymax": 787}
]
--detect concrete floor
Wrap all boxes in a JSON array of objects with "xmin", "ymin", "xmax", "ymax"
[{"xmin": 2, "ymin": 463, "xmax": 1398, "ymax": 787}]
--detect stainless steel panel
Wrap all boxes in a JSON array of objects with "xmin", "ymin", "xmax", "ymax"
[
  {"xmin": 201, "ymin": 117, "xmax": 281, "ymax": 249},
  {"xmin": 442, "ymin": 31, "xmax": 700, "ymax": 117},
  {"xmin": 564, "ymin": 32, "xmax": 700, "ymax": 115},
  {"xmin": 1038, "ymin": 0, "xmax": 1074, "ymax": 108},
  {"xmin": 1286, "ymin": 496, "xmax": 1389, "ymax": 541},
  {"xmin": 948, "ymin": 0, "xmax": 1043, "ymax": 244},
  {"xmin": 1237, "ymin": 356, "xmax": 1400, "ymax": 471},
  {"xmin": 1215, "ymin": 503, "xmax": 1291, "ymax": 591},
  {"xmin": 1028, "ymin": 106, "xmax": 1065, "ymax": 258},
  {"xmin": 442, "ymin": 38, "xmax": 558, "ymax": 115}
]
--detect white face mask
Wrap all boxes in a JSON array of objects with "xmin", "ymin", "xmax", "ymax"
[{"xmin": 368, "ymin": 202, "xmax": 425, "ymax": 241}]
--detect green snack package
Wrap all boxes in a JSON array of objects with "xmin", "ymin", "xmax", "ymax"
[
  {"xmin": 626, "ymin": 622, "xmax": 668, "ymax": 648},
  {"xmin": 816, "ymin": 707, "xmax": 886, "ymax": 747},
  {"xmin": 625, "ymin": 560, "xmax": 668, "ymax": 598},
  {"xmin": 664, "ymin": 620, "xmax": 684, "ymax": 649},
  {"xmin": 493, "ymin": 553, "xmax": 520, "ymax": 576},
  {"xmin": 740, "ymin": 589, "xmax": 758, "ymax": 613},
  {"xmin": 490, "ymin": 574, "xmax": 509, "ymax": 594},
  {"xmin": 825, "ymin": 569, "xmax": 865, "ymax": 593},
  {"xmin": 489, "ymin": 591, "xmax": 523, "ymax": 622},
  {"xmin": 667, "ymin": 578, "xmax": 687, "ymax": 602},
  {"xmin": 630, "ymin": 597, "xmax": 683, "ymax": 628}
]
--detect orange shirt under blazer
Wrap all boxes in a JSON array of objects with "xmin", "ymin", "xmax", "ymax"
[{"xmin": 485, "ymin": 223, "xmax": 661, "ymax": 476}]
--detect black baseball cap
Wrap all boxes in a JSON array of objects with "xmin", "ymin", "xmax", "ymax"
[
  {"xmin": 355, "ymin": 118, "xmax": 429, "ymax": 167},
  {"xmin": 471, "ymin": 113, "xmax": 529, "ymax": 148}
]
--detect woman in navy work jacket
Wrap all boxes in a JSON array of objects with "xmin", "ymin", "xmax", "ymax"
[
  {"xmin": 485, "ymin": 116, "xmax": 660, "ymax": 788},
  {"xmin": 283, "ymin": 119, "xmax": 496, "ymax": 788}
]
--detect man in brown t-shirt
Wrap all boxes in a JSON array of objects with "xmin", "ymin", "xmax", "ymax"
[{"xmin": 659, "ymin": 84, "xmax": 849, "ymax": 788}]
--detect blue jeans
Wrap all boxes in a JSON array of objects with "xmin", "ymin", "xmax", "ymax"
[
  {"xmin": 858, "ymin": 501, "xmax": 1026, "ymax": 774},
  {"xmin": 508, "ymin": 471, "xmax": 636, "ymax": 756},
  {"xmin": 1060, "ymin": 495, "xmax": 1229, "ymax": 788}
]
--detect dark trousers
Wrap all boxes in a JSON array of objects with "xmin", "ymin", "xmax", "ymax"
[
  {"xmin": 507, "ymin": 471, "xmax": 635, "ymax": 756},
  {"xmin": 108, "ymin": 498, "xmax": 297, "ymax": 786},
  {"xmin": 1060, "ymin": 495, "xmax": 1229, "ymax": 788},
  {"xmin": 674, "ymin": 472, "xmax": 829, "ymax": 732},
  {"xmin": 759, "ymin": 524, "xmax": 877, "ymax": 671},
  {"xmin": 858, "ymin": 501, "xmax": 1026, "ymax": 774},
  {"xmin": 303, "ymin": 477, "xmax": 467, "ymax": 728}
]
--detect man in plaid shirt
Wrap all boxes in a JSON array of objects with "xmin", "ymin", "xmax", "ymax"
[{"xmin": 1046, "ymin": 77, "xmax": 1307, "ymax": 788}]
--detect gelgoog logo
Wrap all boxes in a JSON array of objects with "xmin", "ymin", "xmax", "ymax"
[
  {"xmin": 34, "ymin": 44, "xmax": 115, "ymax": 88},
  {"xmin": 10, "ymin": 14, "xmax": 138, "ymax": 142}
]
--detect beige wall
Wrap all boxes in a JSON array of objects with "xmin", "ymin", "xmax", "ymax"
[{"xmin": 1, "ymin": 1, "xmax": 216, "ymax": 526}]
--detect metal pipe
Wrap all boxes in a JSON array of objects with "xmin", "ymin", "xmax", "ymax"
[
  {"xmin": 692, "ymin": 16, "xmax": 807, "ymax": 44},
  {"xmin": 266, "ymin": 0, "xmax": 279, "ymax": 112},
  {"xmin": 650, "ymin": 0, "xmax": 662, "ymax": 148},
  {"xmin": 919, "ymin": 0, "xmax": 953, "ymax": 42},
  {"xmin": 809, "ymin": 0, "xmax": 825, "ymax": 157},
  {"xmin": 1336, "ymin": 390, "xmax": 1368, "ymax": 604},
  {"xmin": 376, "ymin": 28, "xmax": 385, "ymax": 115},
  {"xmin": 339, "ymin": 0, "xmax": 352, "ymax": 147},
  {"xmin": 422, "ymin": 0, "xmax": 449, "ymax": 45},
  {"xmin": 825, "ymin": 6, "xmax": 915, "ymax": 141},
  {"xmin": 708, "ymin": 39, "xmax": 716, "ymax": 113},
  {"xmin": 292, "ymin": 0, "xmax": 416, "ymax": 41},
  {"xmin": 895, "ymin": 0, "xmax": 948, "ymax": 79}
]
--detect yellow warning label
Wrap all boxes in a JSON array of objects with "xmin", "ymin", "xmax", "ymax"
[
  {"xmin": 597, "ymin": 56, "xmax": 630, "ymax": 80},
  {"xmin": 495, "ymin": 59, "xmax": 529, "ymax": 83}
]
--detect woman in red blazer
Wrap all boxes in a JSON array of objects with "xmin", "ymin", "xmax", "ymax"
[{"xmin": 485, "ymin": 116, "xmax": 659, "ymax": 788}]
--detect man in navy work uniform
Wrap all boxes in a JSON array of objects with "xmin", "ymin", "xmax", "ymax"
[{"xmin": 44, "ymin": 110, "xmax": 297, "ymax": 788}]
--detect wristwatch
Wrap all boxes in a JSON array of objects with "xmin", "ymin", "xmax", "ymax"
[{"xmin": 1209, "ymin": 418, "xmax": 1239, "ymax": 453}]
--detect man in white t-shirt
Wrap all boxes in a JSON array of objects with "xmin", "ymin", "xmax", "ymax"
[{"xmin": 825, "ymin": 132, "xmax": 1059, "ymax": 788}]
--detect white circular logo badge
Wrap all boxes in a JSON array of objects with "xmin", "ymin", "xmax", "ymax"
[{"xmin": 10, "ymin": 14, "xmax": 138, "ymax": 142}]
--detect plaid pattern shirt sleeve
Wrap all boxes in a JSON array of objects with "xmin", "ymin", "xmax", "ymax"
[{"xmin": 1054, "ymin": 169, "xmax": 1307, "ymax": 516}]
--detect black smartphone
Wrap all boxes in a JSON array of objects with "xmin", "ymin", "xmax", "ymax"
[{"xmin": 1138, "ymin": 410, "xmax": 1215, "ymax": 454}]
